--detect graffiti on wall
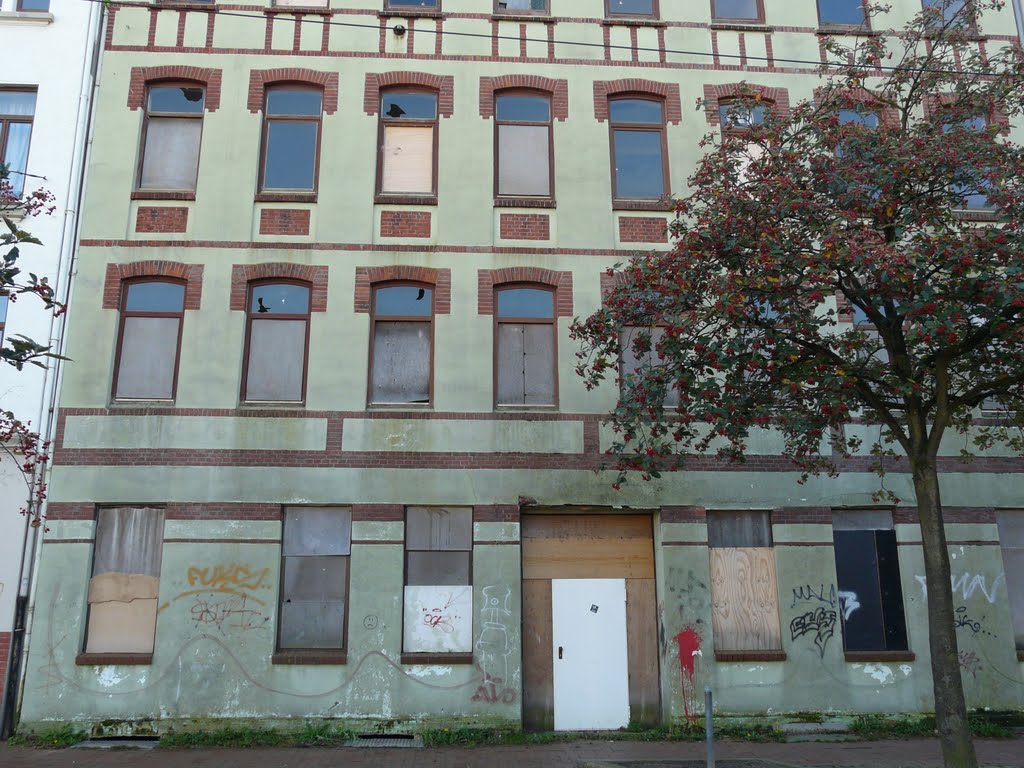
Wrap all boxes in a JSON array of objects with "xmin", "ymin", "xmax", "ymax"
[
  {"xmin": 190, "ymin": 593, "xmax": 269, "ymax": 633},
  {"xmin": 158, "ymin": 561, "xmax": 275, "ymax": 634},
  {"xmin": 674, "ymin": 627, "xmax": 702, "ymax": 720},
  {"xmin": 953, "ymin": 606, "xmax": 995, "ymax": 637},
  {"xmin": 403, "ymin": 586, "xmax": 473, "ymax": 653},
  {"xmin": 914, "ymin": 573, "xmax": 1005, "ymax": 604},
  {"xmin": 791, "ymin": 583, "xmax": 836, "ymax": 608},
  {"xmin": 789, "ymin": 607, "xmax": 837, "ymax": 658},
  {"xmin": 958, "ymin": 650, "xmax": 982, "ymax": 679},
  {"xmin": 187, "ymin": 563, "xmax": 271, "ymax": 593},
  {"xmin": 473, "ymin": 585, "xmax": 516, "ymax": 704}
]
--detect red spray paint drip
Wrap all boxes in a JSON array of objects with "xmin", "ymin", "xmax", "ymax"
[{"xmin": 675, "ymin": 628, "xmax": 701, "ymax": 679}]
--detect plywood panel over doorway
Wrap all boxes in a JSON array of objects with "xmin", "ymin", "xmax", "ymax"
[{"xmin": 521, "ymin": 512, "xmax": 659, "ymax": 731}]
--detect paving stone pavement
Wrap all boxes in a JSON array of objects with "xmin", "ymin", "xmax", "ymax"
[{"xmin": 1, "ymin": 738, "xmax": 1022, "ymax": 768}]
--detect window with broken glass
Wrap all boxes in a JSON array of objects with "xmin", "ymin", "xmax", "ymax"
[
  {"xmin": 241, "ymin": 281, "xmax": 311, "ymax": 403},
  {"xmin": 137, "ymin": 84, "xmax": 205, "ymax": 193},
  {"xmin": 378, "ymin": 90, "xmax": 438, "ymax": 198}
]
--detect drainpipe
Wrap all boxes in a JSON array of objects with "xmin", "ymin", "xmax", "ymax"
[
  {"xmin": 0, "ymin": 0, "xmax": 105, "ymax": 740},
  {"xmin": 1013, "ymin": 0, "xmax": 1024, "ymax": 44}
]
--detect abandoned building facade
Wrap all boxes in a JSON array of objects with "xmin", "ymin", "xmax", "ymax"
[{"xmin": 14, "ymin": 0, "xmax": 1024, "ymax": 735}]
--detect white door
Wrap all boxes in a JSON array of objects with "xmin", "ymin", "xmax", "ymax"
[{"xmin": 551, "ymin": 578, "xmax": 630, "ymax": 730}]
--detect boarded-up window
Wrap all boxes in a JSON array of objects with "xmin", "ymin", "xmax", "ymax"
[
  {"xmin": 996, "ymin": 511, "xmax": 1024, "ymax": 650},
  {"xmin": 242, "ymin": 282, "xmax": 310, "ymax": 402},
  {"xmin": 370, "ymin": 284, "xmax": 432, "ymax": 404},
  {"xmin": 138, "ymin": 85, "xmax": 204, "ymax": 191},
  {"xmin": 279, "ymin": 507, "xmax": 351, "ymax": 650},
  {"xmin": 114, "ymin": 280, "xmax": 185, "ymax": 401},
  {"xmin": 496, "ymin": 93, "xmax": 551, "ymax": 198},
  {"xmin": 495, "ymin": 287, "xmax": 556, "ymax": 406},
  {"xmin": 707, "ymin": 511, "xmax": 782, "ymax": 652},
  {"xmin": 832, "ymin": 510, "xmax": 909, "ymax": 652},
  {"xmin": 404, "ymin": 507, "xmax": 473, "ymax": 653},
  {"xmin": 379, "ymin": 91, "xmax": 437, "ymax": 196},
  {"xmin": 620, "ymin": 327, "xmax": 679, "ymax": 408},
  {"xmin": 86, "ymin": 507, "xmax": 165, "ymax": 654}
]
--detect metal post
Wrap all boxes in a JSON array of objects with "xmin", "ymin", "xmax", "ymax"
[{"xmin": 704, "ymin": 686, "xmax": 715, "ymax": 768}]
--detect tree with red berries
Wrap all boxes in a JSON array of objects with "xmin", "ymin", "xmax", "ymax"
[
  {"xmin": 2, "ymin": 161, "xmax": 60, "ymax": 528},
  {"xmin": 572, "ymin": 3, "xmax": 1023, "ymax": 767}
]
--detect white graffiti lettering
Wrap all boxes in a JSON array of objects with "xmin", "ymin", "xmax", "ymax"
[
  {"xmin": 838, "ymin": 590, "xmax": 860, "ymax": 621},
  {"xmin": 915, "ymin": 573, "xmax": 1005, "ymax": 604}
]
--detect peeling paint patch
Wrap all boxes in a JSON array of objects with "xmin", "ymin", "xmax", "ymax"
[
  {"xmin": 746, "ymin": 666, "xmax": 766, "ymax": 672},
  {"xmin": 899, "ymin": 664, "xmax": 913, "ymax": 676},
  {"xmin": 404, "ymin": 665, "xmax": 454, "ymax": 678},
  {"xmin": 862, "ymin": 664, "xmax": 894, "ymax": 684},
  {"xmin": 97, "ymin": 667, "xmax": 128, "ymax": 688}
]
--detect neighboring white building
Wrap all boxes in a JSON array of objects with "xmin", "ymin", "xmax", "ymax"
[{"xmin": 0, "ymin": 0, "xmax": 102, "ymax": 737}]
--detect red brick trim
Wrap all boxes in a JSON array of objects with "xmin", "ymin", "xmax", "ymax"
[
  {"xmin": 247, "ymin": 68, "xmax": 340, "ymax": 114},
  {"xmin": 380, "ymin": 210, "xmax": 431, "ymax": 238},
  {"xmin": 135, "ymin": 206, "xmax": 188, "ymax": 234},
  {"xmin": 618, "ymin": 216, "xmax": 667, "ymax": 243},
  {"xmin": 363, "ymin": 72, "xmax": 455, "ymax": 118},
  {"xmin": 715, "ymin": 650, "xmax": 786, "ymax": 662},
  {"xmin": 354, "ymin": 266, "xmax": 452, "ymax": 315},
  {"xmin": 703, "ymin": 83, "xmax": 792, "ymax": 126},
  {"xmin": 661, "ymin": 506, "xmax": 707, "ymax": 522},
  {"xmin": 128, "ymin": 66, "xmax": 222, "ymax": 112},
  {"xmin": 352, "ymin": 504, "xmax": 404, "ymax": 522},
  {"xmin": 229, "ymin": 263, "xmax": 328, "ymax": 312},
  {"xmin": 477, "ymin": 267, "xmax": 573, "ymax": 317},
  {"xmin": 499, "ymin": 213, "xmax": 550, "ymax": 241},
  {"xmin": 0, "ymin": 631, "xmax": 11, "ymax": 687},
  {"xmin": 102, "ymin": 261, "xmax": 204, "ymax": 310},
  {"xmin": 594, "ymin": 79, "xmax": 682, "ymax": 125},
  {"xmin": 259, "ymin": 208, "xmax": 311, "ymax": 236},
  {"xmin": 479, "ymin": 75, "xmax": 569, "ymax": 121},
  {"xmin": 474, "ymin": 505, "xmax": 521, "ymax": 523}
]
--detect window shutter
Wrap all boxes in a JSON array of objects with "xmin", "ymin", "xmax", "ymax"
[
  {"xmin": 115, "ymin": 316, "xmax": 180, "ymax": 400},
  {"xmin": 141, "ymin": 118, "xmax": 201, "ymax": 190},
  {"xmin": 496, "ymin": 323, "xmax": 526, "ymax": 404},
  {"xmin": 245, "ymin": 319, "xmax": 306, "ymax": 401},
  {"xmin": 382, "ymin": 125, "xmax": 434, "ymax": 194},
  {"xmin": 498, "ymin": 124, "xmax": 550, "ymax": 196}
]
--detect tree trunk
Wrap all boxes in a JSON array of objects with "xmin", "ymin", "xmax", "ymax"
[{"xmin": 912, "ymin": 457, "xmax": 977, "ymax": 768}]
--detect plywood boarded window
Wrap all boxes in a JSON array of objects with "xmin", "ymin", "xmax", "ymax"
[
  {"xmin": 403, "ymin": 507, "xmax": 473, "ymax": 653},
  {"xmin": 707, "ymin": 511, "xmax": 782, "ymax": 652},
  {"xmin": 997, "ymin": 510, "xmax": 1024, "ymax": 650},
  {"xmin": 620, "ymin": 327, "xmax": 679, "ymax": 408},
  {"xmin": 279, "ymin": 507, "xmax": 351, "ymax": 650},
  {"xmin": 832, "ymin": 510, "xmax": 909, "ymax": 652},
  {"xmin": 242, "ymin": 281, "xmax": 310, "ymax": 402},
  {"xmin": 495, "ymin": 92, "xmax": 552, "ymax": 198},
  {"xmin": 495, "ymin": 286, "xmax": 556, "ymax": 406},
  {"xmin": 370, "ymin": 283, "xmax": 433, "ymax": 404},
  {"xmin": 138, "ymin": 85, "xmax": 204, "ymax": 192},
  {"xmin": 113, "ymin": 280, "xmax": 185, "ymax": 401},
  {"xmin": 85, "ymin": 507, "xmax": 165, "ymax": 654},
  {"xmin": 379, "ymin": 90, "xmax": 437, "ymax": 196}
]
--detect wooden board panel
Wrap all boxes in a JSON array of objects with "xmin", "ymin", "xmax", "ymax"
[
  {"xmin": 522, "ymin": 579, "xmax": 553, "ymax": 732},
  {"xmin": 522, "ymin": 537, "xmax": 655, "ymax": 580},
  {"xmin": 626, "ymin": 578, "xmax": 660, "ymax": 727},
  {"xmin": 522, "ymin": 514, "xmax": 653, "ymax": 541},
  {"xmin": 709, "ymin": 547, "xmax": 782, "ymax": 652}
]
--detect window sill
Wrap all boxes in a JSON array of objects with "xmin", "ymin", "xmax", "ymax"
[
  {"xmin": 602, "ymin": 17, "xmax": 666, "ymax": 28},
  {"xmin": 714, "ymin": 650, "xmax": 787, "ymax": 662},
  {"xmin": 375, "ymin": 194, "xmax": 438, "ymax": 207},
  {"xmin": 272, "ymin": 650, "xmax": 347, "ymax": 665},
  {"xmin": 379, "ymin": 9, "xmax": 444, "ymax": 19},
  {"xmin": 239, "ymin": 401, "xmax": 307, "ymax": 409},
  {"xmin": 76, "ymin": 652, "xmax": 153, "ymax": 666},
  {"xmin": 367, "ymin": 402, "xmax": 433, "ymax": 410},
  {"xmin": 0, "ymin": 10, "xmax": 54, "ymax": 25},
  {"xmin": 156, "ymin": 1, "xmax": 218, "ymax": 8},
  {"xmin": 255, "ymin": 192, "xmax": 317, "ymax": 204},
  {"xmin": 817, "ymin": 25, "xmax": 877, "ymax": 36},
  {"xmin": 131, "ymin": 190, "xmax": 196, "ymax": 201},
  {"xmin": 109, "ymin": 399, "xmax": 176, "ymax": 408},
  {"xmin": 495, "ymin": 404, "xmax": 558, "ymax": 411},
  {"xmin": 264, "ymin": 6, "xmax": 332, "ymax": 15},
  {"xmin": 494, "ymin": 197, "xmax": 556, "ymax": 209},
  {"xmin": 710, "ymin": 21, "xmax": 772, "ymax": 32},
  {"xmin": 613, "ymin": 199, "xmax": 673, "ymax": 212},
  {"xmin": 401, "ymin": 652, "xmax": 473, "ymax": 665},
  {"xmin": 844, "ymin": 650, "xmax": 915, "ymax": 662},
  {"xmin": 492, "ymin": 13, "xmax": 554, "ymax": 23}
]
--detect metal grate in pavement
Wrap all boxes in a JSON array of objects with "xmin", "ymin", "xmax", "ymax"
[
  {"xmin": 346, "ymin": 734, "xmax": 423, "ymax": 748},
  {"xmin": 73, "ymin": 739, "xmax": 159, "ymax": 749}
]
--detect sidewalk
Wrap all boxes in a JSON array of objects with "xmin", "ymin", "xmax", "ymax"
[{"xmin": 1, "ymin": 737, "xmax": 1022, "ymax": 768}]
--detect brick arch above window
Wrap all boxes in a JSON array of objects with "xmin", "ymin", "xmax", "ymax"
[
  {"xmin": 230, "ymin": 263, "xmax": 329, "ymax": 312},
  {"xmin": 594, "ymin": 79, "xmax": 682, "ymax": 125},
  {"xmin": 812, "ymin": 86, "xmax": 898, "ymax": 128},
  {"xmin": 128, "ymin": 66, "xmax": 223, "ymax": 112},
  {"xmin": 102, "ymin": 261, "xmax": 204, "ymax": 310},
  {"xmin": 923, "ymin": 92, "xmax": 1010, "ymax": 132},
  {"xmin": 703, "ymin": 83, "xmax": 792, "ymax": 126},
  {"xmin": 363, "ymin": 72, "xmax": 455, "ymax": 118},
  {"xmin": 247, "ymin": 68, "xmax": 340, "ymax": 114},
  {"xmin": 479, "ymin": 75, "xmax": 569, "ymax": 121},
  {"xmin": 354, "ymin": 266, "xmax": 451, "ymax": 314},
  {"xmin": 478, "ymin": 267, "xmax": 573, "ymax": 317}
]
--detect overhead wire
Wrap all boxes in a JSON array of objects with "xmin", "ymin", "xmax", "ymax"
[{"xmin": 73, "ymin": 0, "xmax": 1016, "ymax": 78}]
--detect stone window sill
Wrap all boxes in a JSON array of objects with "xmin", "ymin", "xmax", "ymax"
[
  {"xmin": 710, "ymin": 21, "xmax": 772, "ymax": 32},
  {"xmin": 255, "ymin": 192, "xmax": 317, "ymax": 204},
  {"xmin": 0, "ymin": 10, "xmax": 54, "ymax": 25},
  {"xmin": 374, "ymin": 194, "xmax": 438, "ymax": 207},
  {"xmin": 844, "ymin": 650, "xmax": 916, "ymax": 662},
  {"xmin": 491, "ymin": 13, "xmax": 554, "ymax": 23},
  {"xmin": 76, "ymin": 652, "xmax": 153, "ymax": 666},
  {"xmin": 401, "ymin": 652, "xmax": 473, "ymax": 665},
  {"xmin": 379, "ymin": 9, "xmax": 444, "ymax": 20},
  {"xmin": 495, "ymin": 197, "xmax": 556, "ymax": 209},
  {"xmin": 613, "ymin": 199, "xmax": 673, "ymax": 212},
  {"xmin": 602, "ymin": 17, "xmax": 666, "ymax": 28},
  {"xmin": 817, "ymin": 25, "xmax": 878, "ymax": 36},
  {"xmin": 132, "ymin": 190, "xmax": 196, "ymax": 202},
  {"xmin": 272, "ymin": 650, "xmax": 347, "ymax": 665},
  {"xmin": 715, "ymin": 650, "xmax": 787, "ymax": 662},
  {"xmin": 264, "ymin": 6, "xmax": 332, "ymax": 15}
]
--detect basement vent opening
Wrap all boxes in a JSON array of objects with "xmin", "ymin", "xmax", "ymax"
[{"xmin": 348, "ymin": 734, "xmax": 423, "ymax": 748}]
